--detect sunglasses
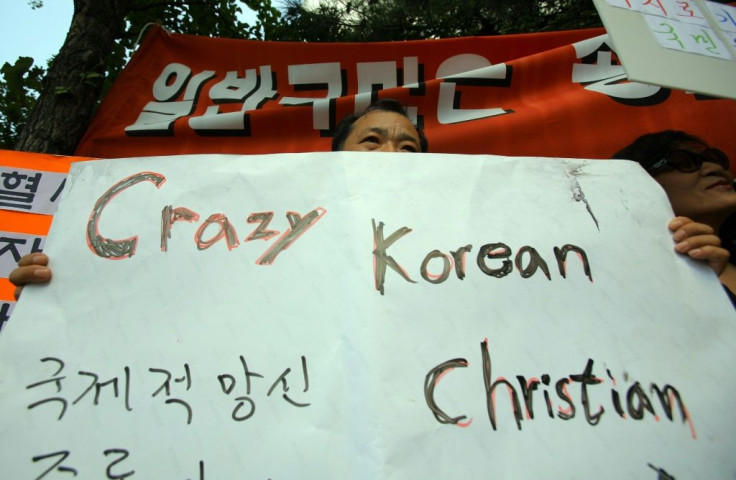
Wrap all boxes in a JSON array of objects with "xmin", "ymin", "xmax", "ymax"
[{"xmin": 647, "ymin": 147, "xmax": 730, "ymax": 174}]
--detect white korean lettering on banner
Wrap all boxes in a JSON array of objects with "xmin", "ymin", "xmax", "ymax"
[
  {"xmin": 0, "ymin": 167, "xmax": 67, "ymax": 215},
  {"xmin": 188, "ymin": 66, "xmax": 278, "ymax": 135},
  {"xmin": 355, "ymin": 61, "xmax": 398, "ymax": 111},
  {"xmin": 126, "ymin": 53, "xmax": 516, "ymax": 135},
  {"xmin": 2, "ymin": 152, "xmax": 734, "ymax": 478},
  {"xmin": 572, "ymin": 35, "xmax": 670, "ymax": 105},
  {"xmin": 125, "ymin": 63, "xmax": 216, "ymax": 135},
  {"xmin": 436, "ymin": 54, "xmax": 512, "ymax": 124},
  {"xmin": 278, "ymin": 62, "xmax": 343, "ymax": 131},
  {"xmin": 0, "ymin": 231, "xmax": 46, "ymax": 279},
  {"xmin": 353, "ymin": 58, "xmax": 422, "ymax": 112}
]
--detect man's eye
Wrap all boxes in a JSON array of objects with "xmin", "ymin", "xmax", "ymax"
[
  {"xmin": 362, "ymin": 136, "xmax": 380, "ymax": 144},
  {"xmin": 401, "ymin": 145, "xmax": 418, "ymax": 152}
]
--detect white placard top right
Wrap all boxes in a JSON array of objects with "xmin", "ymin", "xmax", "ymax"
[{"xmin": 594, "ymin": 0, "xmax": 736, "ymax": 99}]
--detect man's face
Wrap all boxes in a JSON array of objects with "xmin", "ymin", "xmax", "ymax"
[
  {"xmin": 342, "ymin": 111, "xmax": 421, "ymax": 152},
  {"xmin": 655, "ymin": 142, "xmax": 736, "ymax": 225}
]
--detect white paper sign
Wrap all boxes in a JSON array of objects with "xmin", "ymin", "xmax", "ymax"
[
  {"xmin": 0, "ymin": 153, "xmax": 734, "ymax": 479},
  {"xmin": 725, "ymin": 31, "xmax": 736, "ymax": 49},
  {"xmin": 594, "ymin": 0, "xmax": 736, "ymax": 99},
  {"xmin": 706, "ymin": 0, "xmax": 736, "ymax": 33},
  {"xmin": 645, "ymin": 15, "xmax": 732, "ymax": 59},
  {"xmin": 606, "ymin": 0, "xmax": 709, "ymax": 25}
]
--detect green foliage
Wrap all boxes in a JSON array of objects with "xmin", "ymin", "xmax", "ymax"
[
  {"xmin": 275, "ymin": 1, "xmax": 350, "ymax": 42},
  {"xmin": 102, "ymin": 0, "xmax": 284, "ymax": 95},
  {"xmin": 0, "ymin": 57, "xmax": 44, "ymax": 149},
  {"xmin": 4, "ymin": 1, "xmax": 286, "ymax": 150},
  {"xmin": 274, "ymin": 0, "xmax": 603, "ymax": 42}
]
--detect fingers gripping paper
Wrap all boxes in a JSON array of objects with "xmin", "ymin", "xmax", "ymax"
[{"xmin": 1, "ymin": 153, "xmax": 734, "ymax": 478}]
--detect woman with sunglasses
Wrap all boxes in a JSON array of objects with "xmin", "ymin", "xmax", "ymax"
[{"xmin": 613, "ymin": 130, "xmax": 736, "ymax": 307}]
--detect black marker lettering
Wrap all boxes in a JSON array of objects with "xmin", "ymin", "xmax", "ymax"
[
  {"xmin": 257, "ymin": 208, "xmax": 326, "ymax": 265},
  {"xmin": 161, "ymin": 205, "xmax": 199, "ymax": 252},
  {"xmin": 541, "ymin": 374, "xmax": 555, "ymax": 418},
  {"xmin": 554, "ymin": 244, "xmax": 593, "ymax": 282},
  {"xmin": 103, "ymin": 448, "xmax": 134, "ymax": 479},
  {"xmin": 420, "ymin": 250, "xmax": 452, "ymax": 284},
  {"xmin": 515, "ymin": 246, "xmax": 551, "ymax": 280},
  {"xmin": 245, "ymin": 212, "xmax": 279, "ymax": 241},
  {"xmin": 481, "ymin": 339, "xmax": 522, "ymax": 430},
  {"xmin": 371, "ymin": 219, "xmax": 416, "ymax": 295},
  {"xmin": 450, "ymin": 244, "xmax": 472, "ymax": 280},
  {"xmin": 570, "ymin": 358, "xmax": 604, "ymax": 426},
  {"xmin": 424, "ymin": 358, "xmax": 469, "ymax": 425},
  {"xmin": 555, "ymin": 378, "xmax": 575, "ymax": 420},
  {"xmin": 86, "ymin": 171, "xmax": 166, "ymax": 259},
  {"xmin": 627, "ymin": 382, "xmax": 655, "ymax": 420},
  {"xmin": 517, "ymin": 375, "xmax": 541, "ymax": 419},
  {"xmin": 477, "ymin": 243, "xmax": 512, "ymax": 278},
  {"xmin": 195, "ymin": 213, "xmax": 240, "ymax": 251}
]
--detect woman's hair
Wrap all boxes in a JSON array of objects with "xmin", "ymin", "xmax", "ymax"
[
  {"xmin": 612, "ymin": 130, "xmax": 707, "ymax": 171},
  {"xmin": 331, "ymin": 98, "xmax": 429, "ymax": 152}
]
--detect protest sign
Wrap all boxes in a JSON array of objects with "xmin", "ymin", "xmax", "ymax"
[
  {"xmin": 1, "ymin": 152, "xmax": 734, "ymax": 478},
  {"xmin": 593, "ymin": 0, "xmax": 736, "ymax": 99},
  {"xmin": 0, "ymin": 150, "xmax": 78, "ymax": 330}
]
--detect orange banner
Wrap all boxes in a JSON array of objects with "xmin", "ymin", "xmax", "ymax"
[{"xmin": 76, "ymin": 26, "xmax": 736, "ymax": 171}]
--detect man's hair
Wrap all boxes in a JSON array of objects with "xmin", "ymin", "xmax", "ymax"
[
  {"xmin": 612, "ymin": 130, "xmax": 706, "ymax": 171},
  {"xmin": 331, "ymin": 98, "xmax": 429, "ymax": 152}
]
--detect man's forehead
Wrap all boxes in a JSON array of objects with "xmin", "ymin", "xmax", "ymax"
[{"xmin": 352, "ymin": 111, "xmax": 419, "ymax": 136}]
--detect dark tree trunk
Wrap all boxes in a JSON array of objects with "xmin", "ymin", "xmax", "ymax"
[{"xmin": 15, "ymin": 0, "xmax": 132, "ymax": 154}]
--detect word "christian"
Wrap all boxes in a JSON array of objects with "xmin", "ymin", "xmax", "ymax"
[{"xmin": 424, "ymin": 340, "xmax": 695, "ymax": 438}]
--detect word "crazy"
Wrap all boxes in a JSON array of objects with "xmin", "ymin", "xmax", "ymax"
[{"xmin": 85, "ymin": 171, "xmax": 326, "ymax": 265}]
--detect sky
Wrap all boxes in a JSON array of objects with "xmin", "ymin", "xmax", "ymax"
[
  {"xmin": 0, "ymin": 1, "xmax": 264, "ymax": 71},
  {"xmin": 0, "ymin": 1, "xmax": 73, "ymax": 69}
]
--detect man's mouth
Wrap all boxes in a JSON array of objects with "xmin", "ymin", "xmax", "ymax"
[{"xmin": 706, "ymin": 179, "xmax": 734, "ymax": 190}]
